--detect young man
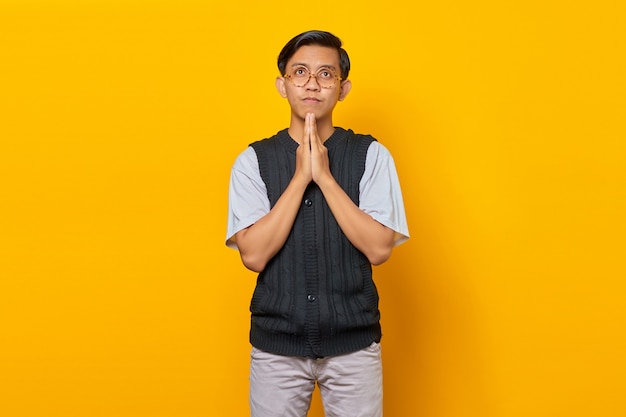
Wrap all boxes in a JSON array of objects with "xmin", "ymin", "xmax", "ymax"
[{"xmin": 226, "ymin": 30, "xmax": 409, "ymax": 417}]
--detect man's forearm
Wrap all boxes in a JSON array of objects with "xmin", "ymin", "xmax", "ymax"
[
  {"xmin": 235, "ymin": 176, "xmax": 309, "ymax": 272},
  {"xmin": 317, "ymin": 176, "xmax": 395, "ymax": 265}
]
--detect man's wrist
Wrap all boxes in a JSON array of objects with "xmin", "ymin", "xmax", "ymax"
[
  {"xmin": 291, "ymin": 172, "xmax": 312, "ymax": 190},
  {"xmin": 315, "ymin": 173, "xmax": 337, "ymax": 190}
]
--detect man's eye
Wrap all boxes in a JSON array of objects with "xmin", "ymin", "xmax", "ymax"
[
  {"xmin": 295, "ymin": 68, "xmax": 307, "ymax": 76},
  {"xmin": 319, "ymin": 70, "xmax": 332, "ymax": 79}
]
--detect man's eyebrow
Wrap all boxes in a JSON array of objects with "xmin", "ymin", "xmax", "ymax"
[{"xmin": 290, "ymin": 62, "xmax": 338, "ymax": 70}]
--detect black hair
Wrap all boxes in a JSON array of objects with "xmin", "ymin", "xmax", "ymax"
[{"xmin": 277, "ymin": 30, "xmax": 351, "ymax": 80}]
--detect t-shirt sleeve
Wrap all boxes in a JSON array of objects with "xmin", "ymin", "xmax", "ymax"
[
  {"xmin": 225, "ymin": 147, "xmax": 270, "ymax": 249},
  {"xmin": 359, "ymin": 141, "xmax": 410, "ymax": 246}
]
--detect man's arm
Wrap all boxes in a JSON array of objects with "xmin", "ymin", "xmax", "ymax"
[
  {"xmin": 317, "ymin": 178, "xmax": 396, "ymax": 265},
  {"xmin": 306, "ymin": 114, "xmax": 396, "ymax": 265},
  {"xmin": 234, "ymin": 128, "xmax": 314, "ymax": 273},
  {"xmin": 234, "ymin": 176, "xmax": 307, "ymax": 272}
]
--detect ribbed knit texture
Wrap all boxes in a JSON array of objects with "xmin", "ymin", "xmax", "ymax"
[{"xmin": 249, "ymin": 128, "xmax": 379, "ymax": 358}]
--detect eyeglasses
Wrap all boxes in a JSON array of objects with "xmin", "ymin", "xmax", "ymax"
[{"xmin": 283, "ymin": 66, "xmax": 342, "ymax": 89}]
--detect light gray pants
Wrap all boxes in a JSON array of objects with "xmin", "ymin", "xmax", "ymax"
[{"xmin": 249, "ymin": 342, "xmax": 383, "ymax": 417}]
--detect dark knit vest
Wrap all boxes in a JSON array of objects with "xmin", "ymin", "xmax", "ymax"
[{"xmin": 249, "ymin": 127, "xmax": 380, "ymax": 358}]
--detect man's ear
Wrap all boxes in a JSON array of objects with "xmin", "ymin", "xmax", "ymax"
[
  {"xmin": 338, "ymin": 79, "xmax": 352, "ymax": 101},
  {"xmin": 276, "ymin": 76, "xmax": 287, "ymax": 98}
]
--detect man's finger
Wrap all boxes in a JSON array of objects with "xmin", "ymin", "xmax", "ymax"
[
  {"xmin": 308, "ymin": 113, "xmax": 318, "ymax": 149},
  {"xmin": 305, "ymin": 113, "xmax": 313, "ymax": 150}
]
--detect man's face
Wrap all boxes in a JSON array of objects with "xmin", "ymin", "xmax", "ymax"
[{"xmin": 277, "ymin": 44, "xmax": 350, "ymax": 122}]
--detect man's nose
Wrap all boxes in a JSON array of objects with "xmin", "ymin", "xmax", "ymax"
[{"xmin": 304, "ymin": 74, "xmax": 321, "ymax": 90}]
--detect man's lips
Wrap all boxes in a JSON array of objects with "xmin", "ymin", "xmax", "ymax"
[{"xmin": 302, "ymin": 97, "xmax": 321, "ymax": 102}]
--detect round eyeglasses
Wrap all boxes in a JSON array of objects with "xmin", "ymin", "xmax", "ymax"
[{"xmin": 283, "ymin": 66, "xmax": 342, "ymax": 89}]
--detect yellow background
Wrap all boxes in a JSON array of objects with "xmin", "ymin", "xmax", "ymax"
[{"xmin": 1, "ymin": 1, "xmax": 625, "ymax": 416}]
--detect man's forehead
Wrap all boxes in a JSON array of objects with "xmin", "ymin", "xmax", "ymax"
[{"xmin": 287, "ymin": 45, "xmax": 340, "ymax": 67}]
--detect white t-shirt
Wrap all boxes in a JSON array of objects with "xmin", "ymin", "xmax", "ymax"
[{"xmin": 226, "ymin": 140, "xmax": 409, "ymax": 249}]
